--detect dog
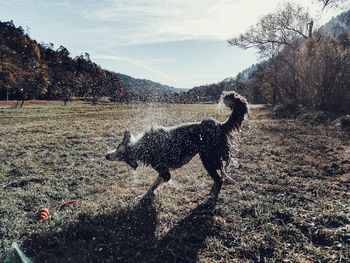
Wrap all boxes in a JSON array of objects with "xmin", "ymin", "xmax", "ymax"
[{"xmin": 106, "ymin": 91, "xmax": 248, "ymax": 198}]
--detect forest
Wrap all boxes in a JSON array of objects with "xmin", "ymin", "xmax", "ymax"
[
  {"xmin": 192, "ymin": 5, "xmax": 350, "ymax": 114},
  {"xmin": 0, "ymin": 21, "xmax": 131, "ymax": 106},
  {"xmin": 230, "ymin": 4, "xmax": 350, "ymax": 114}
]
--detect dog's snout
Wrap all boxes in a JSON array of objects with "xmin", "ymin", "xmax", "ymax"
[{"xmin": 106, "ymin": 154, "xmax": 110, "ymax": 160}]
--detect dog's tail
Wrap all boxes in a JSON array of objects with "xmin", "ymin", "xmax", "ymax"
[
  {"xmin": 215, "ymin": 91, "xmax": 247, "ymax": 169},
  {"xmin": 218, "ymin": 91, "xmax": 248, "ymax": 135}
]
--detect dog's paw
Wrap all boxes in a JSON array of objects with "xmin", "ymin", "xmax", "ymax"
[
  {"xmin": 209, "ymin": 182, "xmax": 222, "ymax": 197},
  {"xmin": 136, "ymin": 192, "xmax": 154, "ymax": 200},
  {"xmin": 135, "ymin": 194, "xmax": 145, "ymax": 200}
]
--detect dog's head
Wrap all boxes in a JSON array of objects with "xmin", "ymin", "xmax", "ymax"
[{"xmin": 106, "ymin": 131, "xmax": 138, "ymax": 169}]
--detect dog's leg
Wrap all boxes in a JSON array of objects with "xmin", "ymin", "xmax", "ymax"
[
  {"xmin": 140, "ymin": 168, "xmax": 171, "ymax": 199},
  {"xmin": 208, "ymin": 169, "xmax": 223, "ymax": 198},
  {"xmin": 200, "ymin": 156, "xmax": 223, "ymax": 198},
  {"xmin": 139, "ymin": 176, "xmax": 164, "ymax": 199}
]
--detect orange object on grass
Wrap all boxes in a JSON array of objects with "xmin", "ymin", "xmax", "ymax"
[
  {"xmin": 57, "ymin": 200, "xmax": 81, "ymax": 212},
  {"xmin": 38, "ymin": 208, "xmax": 50, "ymax": 222}
]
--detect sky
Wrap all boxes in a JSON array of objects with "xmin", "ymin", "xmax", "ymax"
[{"xmin": 0, "ymin": 0, "xmax": 345, "ymax": 89}]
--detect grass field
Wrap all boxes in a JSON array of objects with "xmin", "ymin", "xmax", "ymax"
[{"xmin": 1, "ymin": 101, "xmax": 349, "ymax": 262}]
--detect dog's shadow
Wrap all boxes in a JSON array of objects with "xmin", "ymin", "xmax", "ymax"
[
  {"xmin": 24, "ymin": 197, "xmax": 217, "ymax": 262},
  {"xmin": 155, "ymin": 198, "xmax": 217, "ymax": 262}
]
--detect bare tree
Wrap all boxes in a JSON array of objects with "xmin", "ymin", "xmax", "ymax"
[
  {"xmin": 228, "ymin": 2, "xmax": 314, "ymax": 105},
  {"xmin": 228, "ymin": 2, "xmax": 312, "ymax": 54},
  {"xmin": 317, "ymin": 0, "xmax": 347, "ymax": 10}
]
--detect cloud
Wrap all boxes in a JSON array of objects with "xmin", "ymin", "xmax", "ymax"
[
  {"xmin": 90, "ymin": 53, "xmax": 174, "ymax": 81},
  {"xmin": 80, "ymin": 0, "xmax": 339, "ymax": 46},
  {"xmin": 82, "ymin": 0, "xmax": 279, "ymax": 45},
  {"xmin": 38, "ymin": 0, "xmax": 73, "ymax": 7}
]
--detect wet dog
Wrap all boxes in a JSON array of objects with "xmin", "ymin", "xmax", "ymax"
[{"xmin": 106, "ymin": 91, "xmax": 248, "ymax": 198}]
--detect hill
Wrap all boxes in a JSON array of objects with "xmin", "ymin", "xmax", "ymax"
[
  {"xmin": 0, "ymin": 20, "xmax": 130, "ymax": 105},
  {"xmin": 320, "ymin": 9, "xmax": 350, "ymax": 35},
  {"xmin": 117, "ymin": 73, "xmax": 185, "ymax": 96},
  {"xmin": 186, "ymin": 64, "xmax": 257, "ymax": 103}
]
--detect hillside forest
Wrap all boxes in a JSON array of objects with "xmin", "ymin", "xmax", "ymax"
[{"xmin": 0, "ymin": 21, "xmax": 131, "ymax": 106}]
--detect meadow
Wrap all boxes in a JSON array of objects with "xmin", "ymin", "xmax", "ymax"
[{"xmin": 0, "ymin": 101, "xmax": 349, "ymax": 262}]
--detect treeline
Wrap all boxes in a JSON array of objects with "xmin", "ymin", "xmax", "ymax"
[
  {"xmin": 123, "ymin": 92, "xmax": 198, "ymax": 104},
  {"xmin": 228, "ymin": 4, "xmax": 350, "ymax": 113},
  {"xmin": 185, "ymin": 5, "xmax": 350, "ymax": 114},
  {"xmin": 0, "ymin": 21, "xmax": 131, "ymax": 106},
  {"xmin": 186, "ymin": 67, "xmax": 258, "ymax": 103},
  {"xmin": 117, "ymin": 73, "xmax": 181, "ymax": 96}
]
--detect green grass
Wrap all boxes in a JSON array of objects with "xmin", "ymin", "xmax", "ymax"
[{"xmin": 1, "ymin": 102, "xmax": 349, "ymax": 262}]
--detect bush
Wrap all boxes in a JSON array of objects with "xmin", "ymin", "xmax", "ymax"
[
  {"xmin": 272, "ymin": 101, "xmax": 299, "ymax": 118},
  {"xmin": 340, "ymin": 115, "xmax": 350, "ymax": 131},
  {"xmin": 300, "ymin": 111, "xmax": 338, "ymax": 125}
]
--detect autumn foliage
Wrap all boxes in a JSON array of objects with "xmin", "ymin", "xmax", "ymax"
[{"xmin": 0, "ymin": 21, "xmax": 131, "ymax": 105}]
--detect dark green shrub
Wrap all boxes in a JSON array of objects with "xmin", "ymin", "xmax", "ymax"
[
  {"xmin": 340, "ymin": 115, "xmax": 350, "ymax": 131},
  {"xmin": 300, "ymin": 111, "xmax": 337, "ymax": 125},
  {"xmin": 272, "ymin": 101, "xmax": 299, "ymax": 118}
]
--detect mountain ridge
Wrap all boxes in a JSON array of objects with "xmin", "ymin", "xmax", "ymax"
[{"xmin": 116, "ymin": 72, "xmax": 187, "ymax": 96}]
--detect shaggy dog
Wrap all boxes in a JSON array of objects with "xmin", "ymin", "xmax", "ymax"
[{"xmin": 106, "ymin": 91, "xmax": 248, "ymax": 198}]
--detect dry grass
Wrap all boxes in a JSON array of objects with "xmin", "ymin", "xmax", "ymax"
[
  {"xmin": 0, "ymin": 100, "xmax": 65, "ymax": 106},
  {"xmin": 0, "ymin": 102, "xmax": 349, "ymax": 262}
]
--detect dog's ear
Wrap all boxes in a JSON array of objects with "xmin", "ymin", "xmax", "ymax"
[{"xmin": 122, "ymin": 131, "xmax": 131, "ymax": 143}]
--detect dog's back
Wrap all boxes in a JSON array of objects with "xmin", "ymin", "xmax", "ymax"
[{"xmin": 132, "ymin": 122, "xmax": 202, "ymax": 170}]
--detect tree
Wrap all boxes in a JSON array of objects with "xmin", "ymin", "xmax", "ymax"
[
  {"xmin": 303, "ymin": 33, "xmax": 350, "ymax": 111},
  {"xmin": 89, "ymin": 66, "xmax": 107, "ymax": 105},
  {"xmin": 317, "ymin": 0, "xmax": 347, "ymax": 10},
  {"xmin": 0, "ymin": 64, "xmax": 17, "ymax": 101},
  {"xmin": 15, "ymin": 71, "xmax": 46, "ymax": 107},
  {"xmin": 228, "ymin": 2, "xmax": 312, "ymax": 53},
  {"xmin": 228, "ymin": 2, "xmax": 313, "ymax": 105},
  {"xmin": 55, "ymin": 71, "xmax": 76, "ymax": 105},
  {"xmin": 105, "ymin": 71, "xmax": 130, "ymax": 102}
]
